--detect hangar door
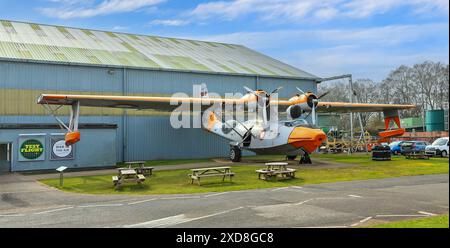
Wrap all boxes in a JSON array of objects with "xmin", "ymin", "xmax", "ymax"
[{"xmin": 0, "ymin": 143, "xmax": 11, "ymax": 173}]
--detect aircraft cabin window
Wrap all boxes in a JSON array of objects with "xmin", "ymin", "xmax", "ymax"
[{"xmin": 222, "ymin": 120, "xmax": 237, "ymax": 134}]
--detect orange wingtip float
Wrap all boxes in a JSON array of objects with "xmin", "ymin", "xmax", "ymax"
[
  {"xmin": 65, "ymin": 131, "xmax": 80, "ymax": 146},
  {"xmin": 377, "ymin": 116, "xmax": 406, "ymax": 143}
]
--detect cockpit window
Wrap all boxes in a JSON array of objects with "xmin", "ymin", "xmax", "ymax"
[{"xmin": 222, "ymin": 120, "xmax": 237, "ymax": 134}]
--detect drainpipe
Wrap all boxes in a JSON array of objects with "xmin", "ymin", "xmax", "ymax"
[{"xmin": 122, "ymin": 67, "xmax": 127, "ymax": 162}]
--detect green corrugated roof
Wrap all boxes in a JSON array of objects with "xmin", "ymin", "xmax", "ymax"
[{"xmin": 0, "ymin": 19, "xmax": 319, "ymax": 79}]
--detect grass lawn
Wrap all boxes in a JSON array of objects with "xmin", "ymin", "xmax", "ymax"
[
  {"xmin": 40, "ymin": 153, "xmax": 449, "ymax": 195},
  {"xmin": 369, "ymin": 214, "xmax": 449, "ymax": 228}
]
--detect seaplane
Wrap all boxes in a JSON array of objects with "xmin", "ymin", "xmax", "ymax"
[{"xmin": 37, "ymin": 85, "xmax": 415, "ymax": 164}]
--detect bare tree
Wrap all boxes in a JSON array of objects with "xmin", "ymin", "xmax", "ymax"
[{"xmin": 316, "ymin": 61, "xmax": 449, "ymax": 131}]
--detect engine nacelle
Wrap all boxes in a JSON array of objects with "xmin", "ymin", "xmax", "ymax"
[
  {"xmin": 286, "ymin": 105, "xmax": 302, "ymax": 119},
  {"xmin": 288, "ymin": 92, "xmax": 318, "ymax": 111}
]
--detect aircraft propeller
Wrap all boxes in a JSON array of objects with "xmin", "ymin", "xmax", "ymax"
[
  {"xmin": 244, "ymin": 86, "xmax": 282, "ymax": 99},
  {"xmin": 318, "ymin": 91, "xmax": 330, "ymax": 99},
  {"xmin": 243, "ymin": 86, "xmax": 283, "ymax": 124},
  {"xmin": 295, "ymin": 87, "xmax": 329, "ymax": 125}
]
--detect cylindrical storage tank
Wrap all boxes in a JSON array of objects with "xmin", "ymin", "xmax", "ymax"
[{"xmin": 426, "ymin": 110, "xmax": 445, "ymax": 131}]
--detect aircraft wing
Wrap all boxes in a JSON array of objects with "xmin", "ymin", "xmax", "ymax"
[
  {"xmin": 275, "ymin": 100, "xmax": 415, "ymax": 113},
  {"xmin": 37, "ymin": 94, "xmax": 245, "ymax": 112},
  {"xmin": 315, "ymin": 102, "xmax": 416, "ymax": 113},
  {"xmin": 38, "ymin": 94, "xmax": 416, "ymax": 113}
]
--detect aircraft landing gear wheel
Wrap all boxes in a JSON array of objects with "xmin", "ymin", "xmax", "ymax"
[
  {"xmin": 286, "ymin": 155, "xmax": 297, "ymax": 161},
  {"xmin": 299, "ymin": 153, "xmax": 312, "ymax": 165},
  {"xmin": 230, "ymin": 146, "xmax": 242, "ymax": 162}
]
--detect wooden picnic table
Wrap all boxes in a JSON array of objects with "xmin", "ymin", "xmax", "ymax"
[
  {"xmin": 112, "ymin": 168, "xmax": 145, "ymax": 189},
  {"xmin": 189, "ymin": 166, "xmax": 235, "ymax": 186},
  {"xmin": 124, "ymin": 161, "xmax": 154, "ymax": 176},
  {"xmin": 265, "ymin": 162, "xmax": 289, "ymax": 171},
  {"xmin": 124, "ymin": 161, "xmax": 146, "ymax": 168},
  {"xmin": 256, "ymin": 162, "xmax": 296, "ymax": 180},
  {"xmin": 404, "ymin": 152, "xmax": 430, "ymax": 160}
]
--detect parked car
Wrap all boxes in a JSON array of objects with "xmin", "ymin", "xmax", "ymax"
[
  {"xmin": 425, "ymin": 137, "xmax": 449, "ymax": 157},
  {"xmin": 389, "ymin": 141, "xmax": 404, "ymax": 155},
  {"xmin": 400, "ymin": 141, "xmax": 429, "ymax": 155}
]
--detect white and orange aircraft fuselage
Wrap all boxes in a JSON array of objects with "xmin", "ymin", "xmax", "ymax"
[{"xmin": 38, "ymin": 86, "xmax": 414, "ymax": 164}]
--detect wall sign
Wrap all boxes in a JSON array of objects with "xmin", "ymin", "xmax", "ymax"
[
  {"xmin": 18, "ymin": 135, "xmax": 46, "ymax": 161},
  {"xmin": 50, "ymin": 135, "xmax": 74, "ymax": 160}
]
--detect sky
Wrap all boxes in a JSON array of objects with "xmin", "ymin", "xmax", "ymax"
[{"xmin": 0, "ymin": 0, "xmax": 448, "ymax": 81}]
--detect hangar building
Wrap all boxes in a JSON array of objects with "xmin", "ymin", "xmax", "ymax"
[{"xmin": 0, "ymin": 20, "xmax": 319, "ymax": 172}]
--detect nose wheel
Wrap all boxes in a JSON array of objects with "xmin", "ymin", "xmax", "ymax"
[
  {"xmin": 299, "ymin": 153, "xmax": 312, "ymax": 164},
  {"xmin": 230, "ymin": 146, "xmax": 242, "ymax": 162}
]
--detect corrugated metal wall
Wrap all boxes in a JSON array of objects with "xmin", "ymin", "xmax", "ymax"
[
  {"xmin": 0, "ymin": 127, "xmax": 117, "ymax": 171},
  {"xmin": 0, "ymin": 60, "xmax": 317, "ymax": 163}
]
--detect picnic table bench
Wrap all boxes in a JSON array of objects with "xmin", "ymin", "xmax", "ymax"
[
  {"xmin": 113, "ymin": 169, "xmax": 145, "ymax": 189},
  {"xmin": 404, "ymin": 152, "xmax": 430, "ymax": 160},
  {"xmin": 256, "ymin": 162, "xmax": 296, "ymax": 180},
  {"xmin": 124, "ymin": 161, "xmax": 154, "ymax": 176},
  {"xmin": 188, "ymin": 166, "xmax": 235, "ymax": 186}
]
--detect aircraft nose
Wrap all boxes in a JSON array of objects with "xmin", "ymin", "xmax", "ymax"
[{"xmin": 288, "ymin": 127, "xmax": 327, "ymax": 153}]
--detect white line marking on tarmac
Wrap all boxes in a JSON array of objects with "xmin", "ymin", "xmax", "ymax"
[
  {"xmin": 78, "ymin": 203, "xmax": 123, "ymax": 208},
  {"xmin": 160, "ymin": 196, "xmax": 202, "ymax": 200},
  {"xmin": 0, "ymin": 214, "xmax": 25, "ymax": 217},
  {"xmin": 350, "ymin": 217, "xmax": 372, "ymax": 227},
  {"xmin": 127, "ymin": 199, "xmax": 158, "ymax": 205},
  {"xmin": 124, "ymin": 207, "xmax": 245, "ymax": 228},
  {"xmin": 418, "ymin": 211, "xmax": 436, "ymax": 216},
  {"xmin": 289, "ymin": 186, "xmax": 310, "ymax": 193},
  {"xmin": 348, "ymin": 195, "xmax": 362, "ymax": 198},
  {"xmin": 0, "ymin": 190, "xmax": 56, "ymax": 194},
  {"xmin": 33, "ymin": 206, "xmax": 74, "ymax": 215},
  {"xmin": 125, "ymin": 214, "xmax": 187, "ymax": 228},
  {"xmin": 294, "ymin": 199, "xmax": 312, "ymax": 206},
  {"xmin": 204, "ymin": 192, "xmax": 229, "ymax": 198},
  {"xmin": 272, "ymin": 187, "xmax": 290, "ymax": 192},
  {"xmin": 291, "ymin": 186, "xmax": 303, "ymax": 189}
]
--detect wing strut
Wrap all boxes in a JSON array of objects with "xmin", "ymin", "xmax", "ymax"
[{"xmin": 41, "ymin": 99, "xmax": 81, "ymax": 145}]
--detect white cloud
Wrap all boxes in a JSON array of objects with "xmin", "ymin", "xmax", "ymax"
[
  {"xmin": 344, "ymin": 0, "xmax": 449, "ymax": 18},
  {"xmin": 293, "ymin": 45, "xmax": 449, "ymax": 81},
  {"xmin": 189, "ymin": 0, "xmax": 449, "ymax": 23},
  {"xmin": 149, "ymin": 19, "xmax": 190, "ymax": 26},
  {"xmin": 184, "ymin": 23, "xmax": 449, "ymax": 81},
  {"xmin": 189, "ymin": 0, "xmax": 330, "ymax": 21},
  {"xmin": 190, "ymin": 23, "xmax": 448, "ymax": 50},
  {"xmin": 40, "ymin": 0, "xmax": 166, "ymax": 19},
  {"xmin": 112, "ymin": 25, "xmax": 128, "ymax": 31}
]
